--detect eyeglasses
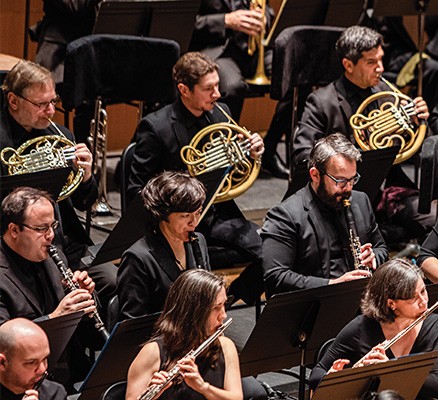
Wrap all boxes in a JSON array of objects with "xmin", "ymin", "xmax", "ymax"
[
  {"xmin": 21, "ymin": 220, "xmax": 59, "ymax": 234},
  {"xmin": 322, "ymin": 170, "xmax": 361, "ymax": 188},
  {"xmin": 16, "ymin": 94, "xmax": 61, "ymax": 110}
]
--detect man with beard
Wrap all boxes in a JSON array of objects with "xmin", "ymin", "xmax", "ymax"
[{"xmin": 261, "ymin": 133, "xmax": 388, "ymax": 297}]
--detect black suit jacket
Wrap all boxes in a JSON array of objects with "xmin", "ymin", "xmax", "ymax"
[
  {"xmin": 0, "ymin": 242, "xmax": 66, "ymax": 324},
  {"xmin": 260, "ymin": 185, "xmax": 388, "ymax": 296}
]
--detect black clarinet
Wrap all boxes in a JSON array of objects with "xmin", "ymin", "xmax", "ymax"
[
  {"xmin": 189, "ymin": 232, "xmax": 204, "ymax": 269},
  {"xmin": 342, "ymin": 198, "xmax": 369, "ymax": 272},
  {"xmin": 22, "ymin": 371, "xmax": 48, "ymax": 399},
  {"xmin": 48, "ymin": 245, "xmax": 110, "ymax": 341}
]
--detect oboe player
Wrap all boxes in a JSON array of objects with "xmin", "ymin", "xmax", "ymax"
[
  {"xmin": 126, "ymin": 269, "xmax": 267, "ymax": 400},
  {"xmin": 0, "ymin": 187, "xmax": 97, "ymax": 392},
  {"xmin": 310, "ymin": 259, "xmax": 438, "ymax": 399}
]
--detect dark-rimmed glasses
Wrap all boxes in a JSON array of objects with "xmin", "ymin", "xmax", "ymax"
[
  {"xmin": 322, "ymin": 170, "xmax": 361, "ymax": 188},
  {"xmin": 16, "ymin": 94, "xmax": 61, "ymax": 110},
  {"xmin": 21, "ymin": 220, "xmax": 59, "ymax": 234}
]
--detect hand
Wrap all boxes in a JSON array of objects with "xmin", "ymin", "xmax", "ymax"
[
  {"xmin": 72, "ymin": 270, "xmax": 95, "ymax": 294},
  {"xmin": 354, "ymin": 345, "xmax": 388, "ymax": 368},
  {"xmin": 413, "ymin": 97, "xmax": 429, "ymax": 121},
  {"xmin": 240, "ymin": 132, "xmax": 264, "ymax": 161},
  {"xmin": 224, "ymin": 9, "xmax": 264, "ymax": 36},
  {"xmin": 142, "ymin": 370, "xmax": 173, "ymax": 399},
  {"xmin": 329, "ymin": 269, "xmax": 371, "ymax": 285},
  {"xmin": 22, "ymin": 389, "xmax": 39, "ymax": 399},
  {"xmin": 328, "ymin": 359, "xmax": 350, "ymax": 374},
  {"xmin": 50, "ymin": 289, "xmax": 95, "ymax": 318},
  {"xmin": 74, "ymin": 143, "xmax": 93, "ymax": 182},
  {"xmin": 178, "ymin": 356, "xmax": 209, "ymax": 394},
  {"xmin": 359, "ymin": 243, "xmax": 377, "ymax": 270}
]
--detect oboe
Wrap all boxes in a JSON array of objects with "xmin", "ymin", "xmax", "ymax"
[
  {"xmin": 139, "ymin": 318, "xmax": 233, "ymax": 400},
  {"xmin": 353, "ymin": 301, "xmax": 438, "ymax": 368},
  {"xmin": 22, "ymin": 371, "xmax": 48, "ymax": 399},
  {"xmin": 189, "ymin": 231, "xmax": 204, "ymax": 269},
  {"xmin": 343, "ymin": 198, "xmax": 369, "ymax": 272},
  {"xmin": 48, "ymin": 245, "xmax": 110, "ymax": 341}
]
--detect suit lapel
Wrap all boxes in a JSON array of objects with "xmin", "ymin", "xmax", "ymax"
[{"xmin": 147, "ymin": 233, "xmax": 181, "ymax": 283}]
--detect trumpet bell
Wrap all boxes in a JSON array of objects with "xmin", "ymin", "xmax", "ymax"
[{"xmin": 181, "ymin": 122, "xmax": 260, "ymax": 203}]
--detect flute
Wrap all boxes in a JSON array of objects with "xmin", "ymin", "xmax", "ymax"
[
  {"xmin": 353, "ymin": 301, "xmax": 438, "ymax": 368},
  {"xmin": 139, "ymin": 318, "xmax": 233, "ymax": 400}
]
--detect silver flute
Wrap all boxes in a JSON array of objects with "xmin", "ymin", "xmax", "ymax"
[
  {"xmin": 48, "ymin": 245, "xmax": 110, "ymax": 341},
  {"xmin": 139, "ymin": 318, "xmax": 233, "ymax": 400}
]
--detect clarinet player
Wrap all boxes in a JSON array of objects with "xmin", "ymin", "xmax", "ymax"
[
  {"xmin": 117, "ymin": 171, "xmax": 211, "ymax": 320},
  {"xmin": 0, "ymin": 187, "xmax": 98, "ymax": 392}
]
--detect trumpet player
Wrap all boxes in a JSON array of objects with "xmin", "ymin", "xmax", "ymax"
[
  {"xmin": 310, "ymin": 258, "xmax": 438, "ymax": 399},
  {"xmin": 0, "ymin": 59, "xmax": 117, "ymax": 310},
  {"xmin": 0, "ymin": 187, "xmax": 98, "ymax": 392},
  {"xmin": 0, "ymin": 318, "xmax": 66, "ymax": 400},
  {"xmin": 292, "ymin": 25, "xmax": 436, "ymax": 238}
]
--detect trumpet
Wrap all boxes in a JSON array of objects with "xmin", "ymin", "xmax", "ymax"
[
  {"xmin": 139, "ymin": 318, "xmax": 233, "ymax": 400},
  {"xmin": 47, "ymin": 245, "xmax": 110, "ymax": 341},
  {"xmin": 353, "ymin": 301, "xmax": 438, "ymax": 368}
]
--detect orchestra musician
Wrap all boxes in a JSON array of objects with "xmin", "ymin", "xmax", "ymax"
[
  {"xmin": 117, "ymin": 171, "xmax": 211, "ymax": 319},
  {"xmin": 0, "ymin": 187, "xmax": 98, "ymax": 390},
  {"xmin": 0, "ymin": 318, "xmax": 67, "ymax": 400},
  {"xmin": 418, "ymin": 219, "xmax": 438, "ymax": 284},
  {"xmin": 127, "ymin": 52, "xmax": 265, "ymax": 305},
  {"xmin": 309, "ymin": 258, "xmax": 438, "ymax": 399},
  {"xmin": 126, "ymin": 269, "xmax": 268, "ymax": 400},
  {"xmin": 292, "ymin": 25, "xmax": 436, "ymax": 238},
  {"xmin": 0, "ymin": 60, "xmax": 117, "ymax": 307},
  {"xmin": 261, "ymin": 133, "xmax": 388, "ymax": 297}
]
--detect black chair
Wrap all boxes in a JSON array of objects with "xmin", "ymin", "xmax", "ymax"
[
  {"xmin": 120, "ymin": 142, "xmax": 137, "ymax": 215},
  {"xmin": 270, "ymin": 25, "xmax": 344, "ymax": 168},
  {"xmin": 419, "ymin": 136, "xmax": 438, "ymax": 217},
  {"xmin": 101, "ymin": 381, "xmax": 126, "ymax": 400}
]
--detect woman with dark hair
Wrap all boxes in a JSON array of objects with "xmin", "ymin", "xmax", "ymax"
[
  {"xmin": 126, "ymin": 269, "xmax": 242, "ymax": 400},
  {"xmin": 309, "ymin": 258, "xmax": 438, "ymax": 399},
  {"xmin": 117, "ymin": 171, "xmax": 210, "ymax": 319}
]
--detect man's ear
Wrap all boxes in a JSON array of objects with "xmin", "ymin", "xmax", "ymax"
[
  {"xmin": 0, "ymin": 353, "xmax": 7, "ymax": 370},
  {"xmin": 8, "ymin": 223, "xmax": 20, "ymax": 239},
  {"xmin": 177, "ymin": 83, "xmax": 190, "ymax": 98},
  {"xmin": 342, "ymin": 58, "xmax": 354, "ymax": 74},
  {"xmin": 309, "ymin": 167, "xmax": 320, "ymax": 184},
  {"xmin": 7, "ymin": 92, "xmax": 19, "ymax": 111}
]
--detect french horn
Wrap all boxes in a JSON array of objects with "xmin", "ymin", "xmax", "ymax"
[
  {"xmin": 350, "ymin": 76, "xmax": 427, "ymax": 164},
  {"xmin": 180, "ymin": 103, "xmax": 260, "ymax": 203},
  {"xmin": 0, "ymin": 120, "xmax": 84, "ymax": 201}
]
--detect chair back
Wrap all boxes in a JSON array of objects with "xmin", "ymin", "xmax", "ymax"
[
  {"xmin": 62, "ymin": 34, "xmax": 180, "ymax": 110},
  {"xmin": 101, "ymin": 381, "xmax": 127, "ymax": 400},
  {"xmin": 419, "ymin": 136, "xmax": 438, "ymax": 215},
  {"xmin": 120, "ymin": 142, "xmax": 137, "ymax": 215}
]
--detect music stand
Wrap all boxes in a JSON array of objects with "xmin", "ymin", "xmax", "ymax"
[
  {"xmin": 324, "ymin": 0, "xmax": 364, "ymax": 27},
  {"xmin": 238, "ymin": 279, "xmax": 368, "ymax": 400},
  {"xmin": 78, "ymin": 313, "xmax": 160, "ymax": 400},
  {"xmin": 283, "ymin": 146, "xmax": 399, "ymax": 202},
  {"xmin": 93, "ymin": 0, "xmax": 200, "ymax": 53},
  {"xmin": 89, "ymin": 167, "xmax": 231, "ymax": 266},
  {"xmin": 37, "ymin": 311, "xmax": 83, "ymax": 371},
  {"xmin": 311, "ymin": 350, "xmax": 438, "ymax": 400},
  {"xmin": 0, "ymin": 167, "xmax": 71, "ymax": 203}
]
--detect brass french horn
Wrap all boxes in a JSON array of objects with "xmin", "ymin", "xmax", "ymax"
[
  {"xmin": 350, "ymin": 77, "xmax": 427, "ymax": 164},
  {"xmin": 0, "ymin": 120, "xmax": 84, "ymax": 201},
  {"xmin": 180, "ymin": 103, "xmax": 260, "ymax": 203}
]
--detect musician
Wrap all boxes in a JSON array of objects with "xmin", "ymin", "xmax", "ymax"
[
  {"xmin": 418, "ymin": 219, "xmax": 438, "ymax": 284},
  {"xmin": 0, "ymin": 59, "xmax": 117, "ymax": 306},
  {"xmin": 292, "ymin": 25, "xmax": 436, "ymax": 238},
  {"xmin": 189, "ymin": 0, "xmax": 289, "ymax": 179},
  {"xmin": 126, "ymin": 269, "xmax": 267, "ymax": 400},
  {"xmin": 117, "ymin": 171, "xmax": 211, "ymax": 319},
  {"xmin": 0, "ymin": 187, "xmax": 97, "ymax": 390},
  {"xmin": 0, "ymin": 318, "xmax": 67, "ymax": 400},
  {"xmin": 128, "ymin": 52, "xmax": 265, "ymax": 305},
  {"xmin": 261, "ymin": 133, "xmax": 388, "ymax": 297},
  {"xmin": 309, "ymin": 258, "xmax": 438, "ymax": 399}
]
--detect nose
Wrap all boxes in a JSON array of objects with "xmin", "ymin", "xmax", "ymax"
[
  {"xmin": 45, "ymin": 226, "xmax": 56, "ymax": 240},
  {"xmin": 36, "ymin": 360, "xmax": 47, "ymax": 375},
  {"xmin": 376, "ymin": 60, "xmax": 384, "ymax": 73},
  {"xmin": 213, "ymin": 85, "xmax": 221, "ymax": 99}
]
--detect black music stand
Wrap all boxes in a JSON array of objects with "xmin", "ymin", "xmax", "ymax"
[
  {"xmin": 311, "ymin": 350, "xmax": 438, "ymax": 400},
  {"xmin": 0, "ymin": 167, "xmax": 71, "ymax": 203},
  {"xmin": 238, "ymin": 279, "xmax": 368, "ymax": 400},
  {"xmin": 324, "ymin": 0, "xmax": 364, "ymax": 27},
  {"xmin": 284, "ymin": 146, "xmax": 399, "ymax": 202},
  {"xmin": 426, "ymin": 283, "xmax": 438, "ymax": 305},
  {"xmin": 78, "ymin": 313, "xmax": 160, "ymax": 400},
  {"xmin": 88, "ymin": 167, "xmax": 230, "ymax": 266},
  {"xmin": 92, "ymin": 0, "xmax": 200, "ymax": 53},
  {"xmin": 37, "ymin": 311, "xmax": 83, "ymax": 371}
]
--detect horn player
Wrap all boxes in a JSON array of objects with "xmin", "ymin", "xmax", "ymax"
[
  {"xmin": 127, "ymin": 52, "xmax": 264, "ymax": 306},
  {"xmin": 292, "ymin": 25, "xmax": 436, "ymax": 240},
  {"xmin": 0, "ymin": 60, "xmax": 117, "ymax": 314}
]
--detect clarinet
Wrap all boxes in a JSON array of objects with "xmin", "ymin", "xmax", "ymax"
[
  {"xmin": 342, "ymin": 198, "xmax": 369, "ymax": 272},
  {"xmin": 22, "ymin": 371, "xmax": 48, "ymax": 399},
  {"xmin": 139, "ymin": 318, "xmax": 233, "ymax": 400},
  {"xmin": 48, "ymin": 245, "xmax": 110, "ymax": 341},
  {"xmin": 189, "ymin": 231, "xmax": 204, "ymax": 269}
]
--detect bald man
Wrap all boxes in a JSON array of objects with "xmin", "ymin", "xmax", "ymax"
[{"xmin": 0, "ymin": 318, "xmax": 66, "ymax": 400}]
